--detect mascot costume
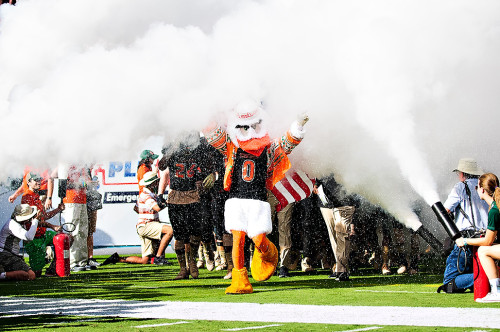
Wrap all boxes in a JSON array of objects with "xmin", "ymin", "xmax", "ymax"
[{"xmin": 205, "ymin": 100, "xmax": 308, "ymax": 294}]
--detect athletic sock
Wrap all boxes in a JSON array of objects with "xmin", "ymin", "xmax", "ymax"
[{"xmin": 489, "ymin": 278, "xmax": 499, "ymax": 294}]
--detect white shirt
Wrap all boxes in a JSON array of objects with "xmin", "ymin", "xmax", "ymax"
[
  {"xmin": 137, "ymin": 187, "xmax": 160, "ymax": 224},
  {"xmin": 443, "ymin": 179, "xmax": 489, "ymax": 231},
  {"xmin": 0, "ymin": 218, "xmax": 39, "ymax": 256}
]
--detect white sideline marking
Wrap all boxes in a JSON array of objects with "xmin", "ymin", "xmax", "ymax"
[
  {"xmin": 337, "ymin": 327, "xmax": 383, "ymax": 332},
  {"xmin": 222, "ymin": 324, "xmax": 282, "ymax": 331},
  {"xmin": 133, "ymin": 321, "xmax": 190, "ymax": 328},
  {"xmin": 1, "ymin": 296, "xmax": 500, "ymax": 329}
]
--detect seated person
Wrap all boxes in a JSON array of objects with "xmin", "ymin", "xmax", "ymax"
[
  {"xmin": 0, "ymin": 204, "xmax": 39, "ymax": 281},
  {"xmin": 455, "ymin": 173, "xmax": 500, "ymax": 302},
  {"xmin": 439, "ymin": 158, "xmax": 488, "ymax": 293}
]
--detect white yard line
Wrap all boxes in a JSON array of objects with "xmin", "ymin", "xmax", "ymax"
[
  {"xmin": 336, "ymin": 328, "xmax": 383, "ymax": 332},
  {"xmin": 133, "ymin": 321, "xmax": 190, "ymax": 328},
  {"xmin": 221, "ymin": 324, "xmax": 282, "ymax": 331},
  {"xmin": 1, "ymin": 296, "xmax": 500, "ymax": 329}
]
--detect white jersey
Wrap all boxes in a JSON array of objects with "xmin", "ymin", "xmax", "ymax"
[{"xmin": 0, "ymin": 219, "xmax": 38, "ymax": 256}]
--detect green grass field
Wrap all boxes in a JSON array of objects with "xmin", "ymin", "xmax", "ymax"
[{"xmin": 1, "ymin": 253, "xmax": 499, "ymax": 331}]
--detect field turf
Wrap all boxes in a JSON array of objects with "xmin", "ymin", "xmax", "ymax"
[{"xmin": 1, "ymin": 253, "xmax": 499, "ymax": 331}]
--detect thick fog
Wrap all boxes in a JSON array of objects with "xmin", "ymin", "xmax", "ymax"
[{"xmin": 1, "ymin": 0, "xmax": 499, "ymax": 228}]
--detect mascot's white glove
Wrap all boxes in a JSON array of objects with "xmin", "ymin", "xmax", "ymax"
[
  {"xmin": 290, "ymin": 113, "xmax": 309, "ymax": 138},
  {"xmin": 298, "ymin": 113, "xmax": 309, "ymax": 127}
]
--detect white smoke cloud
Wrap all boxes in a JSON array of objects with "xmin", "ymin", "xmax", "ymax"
[{"xmin": 1, "ymin": 0, "xmax": 500, "ymax": 228}]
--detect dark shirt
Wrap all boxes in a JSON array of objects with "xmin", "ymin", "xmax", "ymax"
[
  {"xmin": 166, "ymin": 148, "xmax": 204, "ymax": 192},
  {"xmin": 229, "ymin": 147, "xmax": 268, "ymax": 201},
  {"xmin": 488, "ymin": 201, "xmax": 500, "ymax": 232}
]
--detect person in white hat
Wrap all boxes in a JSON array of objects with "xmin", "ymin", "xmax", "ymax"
[
  {"xmin": 101, "ymin": 171, "xmax": 173, "ymax": 266},
  {"xmin": 204, "ymin": 99, "xmax": 308, "ymax": 294},
  {"xmin": 438, "ymin": 158, "xmax": 489, "ymax": 293},
  {"xmin": 0, "ymin": 204, "xmax": 39, "ymax": 281}
]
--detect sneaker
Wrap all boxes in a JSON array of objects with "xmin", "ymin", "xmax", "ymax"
[
  {"xmin": 87, "ymin": 258, "xmax": 101, "ymax": 267},
  {"xmin": 397, "ymin": 265, "xmax": 407, "ymax": 274},
  {"xmin": 329, "ymin": 272, "xmax": 338, "ymax": 279},
  {"xmin": 278, "ymin": 266, "xmax": 290, "ymax": 278},
  {"xmin": 152, "ymin": 256, "xmax": 170, "ymax": 266},
  {"xmin": 223, "ymin": 269, "xmax": 232, "ymax": 280},
  {"xmin": 381, "ymin": 264, "xmax": 391, "ymax": 275},
  {"xmin": 71, "ymin": 266, "xmax": 86, "ymax": 272},
  {"xmin": 101, "ymin": 252, "xmax": 120, "ymax": 266},
  {"xmin": 206, "ymin": 259, "xmax": 215, "ymax": 271},
  {"xmin": 216, "ymin": 262, "xmax": 227, "ymax": 271},
  {"xmin": 335, "ymin": 272, "xmax": 349, "ymax": 281},
  {"xmin": 196, "ymin": 259, "xmax": 205, "ymax": 269},
  {"xmin": 301, "ymin": 257, "xmax": 314, "ymax": 272},
  {"xmin": 476, "ymin": 292, "xmax": 500, "ymax": 303},
  {"xmin": 85, "ymin": 265, "xmax": 97, "ymax": 271}
]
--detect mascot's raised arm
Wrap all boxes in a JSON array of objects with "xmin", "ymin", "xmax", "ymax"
[{"xmin": 204, "ymin": 100, "xmax": 308, "ymax": 294}]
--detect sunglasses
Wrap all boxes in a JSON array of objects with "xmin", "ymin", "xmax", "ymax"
[{"xmin": 236, "ymin": 119, "xmax": 262, "ymax": 131}]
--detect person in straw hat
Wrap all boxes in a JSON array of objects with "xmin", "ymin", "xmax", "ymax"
[
  {"xmin": 438, "ymin": 158, "xmax": 489, "ymax": 293},
  {"xmin": 101, "ymin": 171, "xmax": 173, "ymax": 266},
  {"xmin": 0, "ymin": 204, "xmax": 39, "ymax": 281}
]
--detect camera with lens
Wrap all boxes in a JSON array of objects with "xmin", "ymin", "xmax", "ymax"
[{"xmin": 460, "ymin": 228, "xmax": 485, "ymax": 239}]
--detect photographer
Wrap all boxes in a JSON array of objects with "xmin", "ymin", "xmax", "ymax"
[
  {"xmin": 455, "ymin": 173, "xmax": 500, "ymax": 302},
  {"xmin": 439, "ymin": 158, "xmax": 489, "ymax": 293},
  {"xmin": 0, "ymin": 204, "xmax": 39, "ymax": 281}
]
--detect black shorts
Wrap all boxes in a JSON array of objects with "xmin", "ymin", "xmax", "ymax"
[
  {"xmin": 167, "ymin": 203, "xmax": 201, "ymax": 242},
  {"xmin": 0, "ymin": 251, "xmax": 31, "ymax": 273}
]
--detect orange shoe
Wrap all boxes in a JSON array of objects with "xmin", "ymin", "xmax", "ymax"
[
  {"xmin": 250, "ymin": 241, "xmax": 278, "ymax": 281},
  {"xmin": 225, "ymin": 268, "xmax": 253, "ymax": 294}
]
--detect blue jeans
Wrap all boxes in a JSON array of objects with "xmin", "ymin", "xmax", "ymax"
[{"xmin": 443, "ymin": 244, "xmax": 473, "ymax": 289}]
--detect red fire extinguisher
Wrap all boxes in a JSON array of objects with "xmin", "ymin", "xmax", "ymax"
[
  {"xmin": 473, "ymin": 246, "xmax": 490, "ymax": 300},
  {"xmin": 53, "ymin": 232, "xmax": 71, "ymax": 277}
]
